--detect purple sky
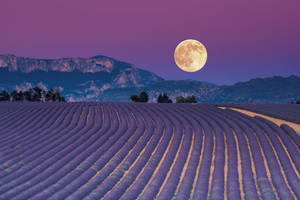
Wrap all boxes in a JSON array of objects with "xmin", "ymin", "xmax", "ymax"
[{"xmin": 1, "ymin": 0, "xmax": 299, "ymax": 84}]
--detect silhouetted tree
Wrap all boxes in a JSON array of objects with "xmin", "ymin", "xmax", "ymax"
[
  {"xmin": 10, "ymin": 90, "xmax": 19, "ymax": 101},
  {"xmin": 296, "ymin": 101, "xmax": 300, "ymax": 104},
  {"xmin": 130, "ymin": 94, "xmax": 140, "ymax": 102},
  {"xmin": 139, "ymin": 91, "xmax": 148, "ymax": 102},
  {"xmin": 130, "ymin": 91, "xmax": 149, "ymax": 103},
  {"xmin": 0, "ymin": 87, "xmax": 66, "ymax": 102},
  {"xmin": 10, "ymin": 90, "xmax": 24, "ymax": 101},
  {"xmin": 24, "ymin": 89, "xmax": 33, "ymax": 101},
  {"xmin": 32, "ymin": 87, "xmax": 42, "ymax": 101},
  {"xmin": 17, "ymin": 91, "xmax": 24, "ymax": 101},
  {"xmin": 186, "ymin": 95, "xmax": 197, "ymax": 103},
  {"xmin": 176, "ymin": 95, "xmax": 197, "ymax": 103},
  {"xmin": 59, "ymin": 96, "xmax": 66, "ymax": 102},
  {"xmin": 157, "ymin": 93, "xmax": 172, "ymax": 103},
  {"xmin": 45, "ymin": 89, "xmax": 54, "ymax": 101},
  {"xmin": 176, "ymin": 96, "xmax": 185, "ymax": 103},
  {"xmin": 54, "ymin": 89, "xmax": 60, "ymax": 101},
  {"xmin": 0, "ymin": 90, "xmax": 10, "ymax": 101}
]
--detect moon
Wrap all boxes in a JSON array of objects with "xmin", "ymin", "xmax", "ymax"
[{"xmin": 174, "ymin": 39, "xmax": 207, "ymax": 72}]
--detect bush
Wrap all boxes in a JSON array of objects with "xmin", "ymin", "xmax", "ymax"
[
  {"xmin": 130, "ymin": 94, "xmax": 140, "ymax": 102},
  {"xmin": 0, "ymin": 87, "xmax": 66, "ymax": 102},
  {"xmin": 0, "ymin": 90, "xmax": 10, "ymax": 101},
  {"xmin": 130, "ymin": 91, "xmax": 149, "ymax": 103},
  {"xmin": 139, "ymin": 91, "xmax": 149, "ymax": 102},
  {"xmin": 157, "ymin": 93, "xmax": 172, "ymax": 103},
  {"xmin": 176, "ymin": 95, "xmax": 197, "ymax": 103}
]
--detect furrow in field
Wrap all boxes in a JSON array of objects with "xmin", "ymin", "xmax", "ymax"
[
  {"xmin": 190, "ymin": 127, "xmax": 205, "ymax": 200},
  {"xmin": 207, "ymin": 107, "xmax": 259, "ymax": 200},
  {"xmin": 118, "ymin": 105, "xmax": 168, "ymax": 200},
  {"xmin": 82, "ymin": 105, "xmax": 145, "ymax": 200},
  {"xmin": 154, "ymin": 105, "xmax": 190, "ymax": 200},
  {"xmin": 252, "ymin": 117, "xmax": 298, "ymax": 199},
  {"xmin": 89, "ymin": 105, "xmax": 151, "ymax": 199},
  {"xmin": 31, "ymin": 105, "xmax": 106, "ymax": 200},
  {"xmin": 173, "ymin": 128, "xmax": 194, "ymax": 198},
  {"xmin": 101, "ymin": 105, "xmax": 161, "ymax": 200},
  {"xmin": 171, "ymin": 105, "xmax": 203, "ymax": 200},
  {"xmin": 190, "ymin": 106, "xmax": 214, "ymax": 200},
  {"xmin": 46, "ymin": 104, "xmax": 123, "ymax": 200},
  {"xmin": 137, "ymin": 106, "xmax": 176, "ymax": 200},
  {"xmin": 53, "ymin": 104, "xmax": 119, "ymax": 200},
  {"xmin": 0, "ymin": 104, "xmax": 77, "ymax": 182},
  {"xmin": 0, "ymin": 105, "xmax": 67, "ymax": 165},
  {"xmin": 281, "ymin": 125, "xmax": 300, "ymax": 151},
  {"xmin": 242, "ymin": 128, "xmax": 263, "ymax": 200},
  {"xmin": 0, "ymin": 105, "xmax": 89, "ymax": 199},
  {"xmin": 231, "ymin": 128, "xmax": 245, "ymax": 200},
  {"xmin": 227, "ymin": 109, "xmax": 281, "ymax": 200},
  {"xmin": 206, "ymin": 128, "xmax": 216, "ymax": 200},
  {"xmin": 0, "ymin": 106, "xmax": 50, "ymax": 145}
]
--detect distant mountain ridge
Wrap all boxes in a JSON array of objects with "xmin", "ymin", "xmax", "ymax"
[
  {"xmin": 0, "ymin": 54, "xmax": 163, "ymax": 98},
  {"xmin": 100, "ymin": 75, "xmax": 300, "ymax": 103},
  {"xmin": 1, "ymin": 54, "xmax": 123, "ymax": 73},
  {"xmin": 0, "ymin": 54, "xmax": 299, "ymax": 103}
]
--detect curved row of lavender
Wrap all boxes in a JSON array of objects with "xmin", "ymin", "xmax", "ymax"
[
  {"xmin": 220, "ymin": 104, "xmax": 300, "ymax": 124},
  {"xmin": 0, "ymin": 102, "xmax": 299, "ymax": 200}
]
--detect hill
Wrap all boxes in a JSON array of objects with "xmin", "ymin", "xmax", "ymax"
[
  {"xmin": 216, "ymin": 75, "xmax": 300, "ymax": 103},
  {"xmin": 0, "ymin": 54, "xmax": 299, "ymax": 103},
  {"xmin": 0, "ymin": 54, "xmax": 163, "ymax": 100}
]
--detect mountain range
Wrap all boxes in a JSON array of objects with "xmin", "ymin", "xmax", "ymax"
[{"xmin": 0, "ymin": 54, "xmax": 299, "ymax": 103}]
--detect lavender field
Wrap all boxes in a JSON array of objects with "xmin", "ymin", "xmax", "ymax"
[
  {"xmin": 0, "ymin": 102, "xmax": 299, "ymax": 200},
  {"xmin": 220, "ymin": 104, "xmax": 300, "ymax": 124}
]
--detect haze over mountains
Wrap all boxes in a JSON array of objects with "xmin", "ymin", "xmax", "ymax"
[{"xmin": 0, "ymin": 54, "xmax": 299, "ymax": 103}]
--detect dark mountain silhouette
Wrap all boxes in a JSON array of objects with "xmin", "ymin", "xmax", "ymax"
[{"xmin": 0, "ymin": 54, "xmax": 299, "ymax": 103}]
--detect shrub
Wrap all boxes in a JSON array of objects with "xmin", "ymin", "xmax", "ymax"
[
  {"xmin": 130, "ymin": 91, "xmax": 149, "ymax": 103},
  {"xmin": 157, "ymin": 93, "xmax": 172, "ymax": 103},
  {"xmin": 176, "ymin": 95, "xmax": 197, "ymax": 103}
]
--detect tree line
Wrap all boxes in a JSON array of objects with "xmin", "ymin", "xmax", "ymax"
[
  {"xmin": 130, "ymin": 91, "xmax": 197, "ymax": 103},
  {"xmin": 290, "ymin": 101, "xmax": 300, "ymax": 104},
  {"xmin": 0, "ymin": 87, "xmax": 66, "ymax": 102}
]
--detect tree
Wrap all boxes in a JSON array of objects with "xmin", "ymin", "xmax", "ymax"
[
  {"xmin": 10, "ymin": 90, "xmax": 24, "ymax": 101},
  {"xmin": 32, "ymin": 87, "xmax": 42, "ymax": 101},
  {"xmin": 0, "ymin": 87, "xmax": 66, "ymax": 102},
  {"xmin": 60, "ymin": 96, "xmax": 66, "ymax": 102},
  {"xmin": 10, "ymin": 90, "xmax": 19, "ymax": 101},
  {"xmin": 139, "ymin": 91, "xmax": 148, "ymax": 102},
  {"xmin": 186, "ymin": 95, "xmax": 197, "ymax": 103},
  {"xmin": 24, "ymin": 89, "xmax": 33, "ymax": 101},
  {"xmin": 176, "ymin": 96, "xmax": 185, "ymax": 103},
  {"xmin": 130, "ymin": 94, "xmax": 140, "ymax": 102},
  {"xmin": 176, "ymin": 95, "xmax": 197, "ymax": 103},
  {"xmin": 45, "ymin": 89, "xmax": 54, "ymax": 101},
  {"xmin": 54, "ymin": 89, "xmax": 61, "ymax": 101},
  {"xmin": 17, "ymin": 91, "xmax": 24, "ymax": 101},
  {"xmin": 0, "ymin": 90, "xmax": 10, "ymax": 101},
  {"xmin": 130, "ymin": 91, "xmax": 149, "ymax": 103},
  {"xmin": 157, "ymin": 93, "xmax": 172, "ymax": 103}
]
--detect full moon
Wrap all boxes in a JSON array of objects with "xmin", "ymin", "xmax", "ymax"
[{"xmin": 174, "ymin": 39, "xmax": 207, "ymax": 72}]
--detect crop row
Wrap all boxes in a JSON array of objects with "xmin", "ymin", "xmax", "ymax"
[{"xmin": 0, "ymin": 102, "xmax": 299, "ymax": 200}]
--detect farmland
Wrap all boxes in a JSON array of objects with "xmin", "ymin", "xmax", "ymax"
[
  {"xmin": 0, "ymin": 102, "xmax": 299, "ymax": 200},
  {"xmin": 219, "ymin": 104, "xmax": 300, "ymax": 124}
]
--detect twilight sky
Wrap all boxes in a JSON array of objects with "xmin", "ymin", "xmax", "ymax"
[{"xmin": 0, "ymin": 0, "xmax": 299, "ymax": 85}]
